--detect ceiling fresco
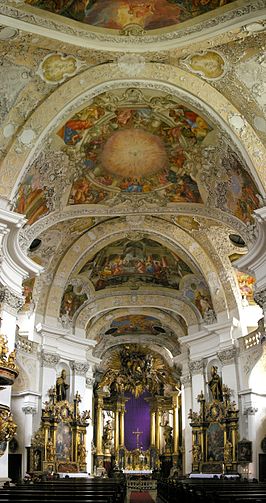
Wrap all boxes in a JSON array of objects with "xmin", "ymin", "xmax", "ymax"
[
  {"xmin": 64, "ymin": 101, "xmax": 209, "ymax": 200},
  {"xmin": 109, "ymin": 314, "xmax": 162, "ymax": 335},
  {"xmin": 26, "ymin": 0, "xmax": 234, "ymax": 31},
  {"xmin": 59, "ymin": 237, "xmax": 215, "ymax": 321},
  {"xmin": 79, "ymin": 237, "xmax": 194, "ymax": 290}
]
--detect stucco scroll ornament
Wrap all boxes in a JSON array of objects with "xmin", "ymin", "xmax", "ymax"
[
  {"xmin": 218, "ymin": 347, "xmax": 237, "ymax": 365},
  {"xmin": 70, "ymin": 361, "xmax": 90, "ymax": 377},
  {"xmin": 22, "ymin": 406, "xmax": 37, "ymax": 415},
  {"xmin": 0, "ymin": 284, "xmax": 24, "ymax": 311},
  {"xmin": 40, "ymin": 351, "xmax": 60, "ymax": 368},
  {"xmin": 254, "ymin": 288, "xmax": 266, "ymax": 310},
  {"xmin": 86, "ymin": 377, "xmax": 95, "ymax": 388},
  {"xmin": 180, "ymin": 374, "xmax": 192, "ymax": 389},
  {"xmin": 188, "ymin": 359, "xmax": 204, "ymax": 375}
]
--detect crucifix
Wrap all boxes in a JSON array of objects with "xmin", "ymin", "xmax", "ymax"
[{"xmin": 132, "ymin": 427, "xmax": 143, "ymax": 449}]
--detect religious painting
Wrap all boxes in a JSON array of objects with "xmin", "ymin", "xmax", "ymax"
[
  {"xmin": 26, "ymin": 0, "xmax": 234, "ymax": 31},
  {"xmin": 22, "ymin": 277, "xmax": 35, "ymax": 311},
  {"xmin": 62, "ymin": 102, "xmax": 210, "ymax": 205},
  {"xmin": 110, "ymin": 315, "xmax": 161, "ymax": 335},
  {"xmin": 182, "ymin": 276, "xmax": 214, "ymax": 316},
  {"xmin": 238, "ymin": 439, "xmax": 252, "ymax": 463},
  {"xmin": 235, "ymin": 271, "xmax": 256, "ymax": 305},
  {"xmin": 56, "ymin": 422, "xmax": 72, "ymax": 461},
  {"xmin": 207, "ymin": 422, "xmax": 224, "ymax": 462},
  {"xmin": 218, "ymin": 157, "xmax": 260, "ymax": 224},
  {"xmin": 79, "ymin": 238, "xmax": 194, "ymax": 291},
  {"xmin": 14, "ymin": 173, "xmax": 49, "ymax": 225},
  {"xmin": 60, "ymin": 284, "xmax": 88, "ymax": 318}
]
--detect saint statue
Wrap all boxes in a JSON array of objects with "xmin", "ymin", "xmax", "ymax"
[
  {"xmin": 160, "ymin": 420, "xmax": 173, "ymax": 449},
  {"xmin": 46, "ymin": 439, "xmax": 55, "ymax": 462},
  {"xmin": 56, "ymin": 369, "xmax": 69, "ymax": 402},
  {"xmin": 103, "ymin": 420, "xmax": 113, "ymax": 449},
  {"xmin": 208, "ymin": 366, "xmax": 223, "ymax": 401}
]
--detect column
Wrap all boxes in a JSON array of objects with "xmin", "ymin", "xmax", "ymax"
[
  {"xmin": 150, "ymin": 409, "xmax": 156, "ymax": 446},
  {"xmin": 114, "ymin": 408, "xmax": 119, "ymax": 452},
  {"xmin": 0, "ymin": 285, "xmax": 24, "ymax": 482},
  {"xmin": 189, "ymin": 359, "xmax": 205, "ymax": 412},
  {"xmin": 22, "ymin": 405, "xmax": 37, "ymax": 476},
  {"xmin": 96, "ymin": 393, "xmax": 104, "ymax": 456},
  {"xmin": 40, "ymin": 351, "xmax": 60, "ymax": 401},
  {"xmin": 85, "ymin": 376, "xmax": 94, "ymax": 475},
  {"xmin": 181, "ymin": 373, "xmax": 192, "ymax": 475},
  {"xmin": 218, "ymin": 347, "xmax": 238, "ymax": 405},
  {"xmin": 155, "ymin": 407, "xmax": 162, "ymax": 452},
  {"xmin": 119, "ymin": 406, "xmax": 125, "ymax": 447},
  {"xmin": 172, "ymin": 393, "xmax": 179, "ymax": 455}
]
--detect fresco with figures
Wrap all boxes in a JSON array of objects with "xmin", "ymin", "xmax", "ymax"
[
  {"xmin": 79, "ymin": 238, "xmax": 194, "ymax": 291},
  {"xmin": 60, "ymin": 284, "xmax": 88, "ymax": 318},
  {"xmin": 64, "ymin": 103, "xmax": 209, "ymax": 202},
  {"xmin": 59, "ymin": 237, "xmax": 214, "ymax": 319},
  {"xmin": 13, "ymin": 92, "xmax": 261, "ymax": 227},
  {"xmin": 236, "ymin": 271, "xmax": 256, "ymax": 305},
  {"xmin": 26, "ymin": 0, "xmax": 234, "ymax": 30},
  {"xmin": 110, "ymin": 315, "xmax": 162, "ymax": 335}
]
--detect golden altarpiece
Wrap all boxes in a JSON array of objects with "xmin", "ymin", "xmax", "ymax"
[
  {"xmin": 94, "ymin": 345, "xmax": 182, "ymax": 476},
  {"xmin": 29, "ymin": 373, "xmax": 90, "ymax": 474},
  {"xmin": 189, "ymin": 381, "xmax": 239, "ymax": 474}
]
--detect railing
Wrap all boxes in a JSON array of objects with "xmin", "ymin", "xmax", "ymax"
[{"xmin": 127, "ymin": 479, "xmax": 157, "ymax": 491}]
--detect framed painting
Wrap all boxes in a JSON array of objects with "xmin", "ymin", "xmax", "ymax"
[{"xmin": 238, "ymin": 440, "xmax": 252, "ymax": 463}]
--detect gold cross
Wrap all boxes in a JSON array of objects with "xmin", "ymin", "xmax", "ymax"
[{"xmin": 132, "ymin": 427, "xmax": 143, "ymax": 449}]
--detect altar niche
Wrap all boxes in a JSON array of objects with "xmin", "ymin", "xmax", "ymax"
[
  {"xmin": 29, "ymin": 376, "xmax": 90, "ymax": 475},
  {"xmin": 189, "ymin": 386, "xmax": 239, "ymax": 474},
  {"xmin": 94, "ymin": 345, "xmax": 182, "ymax": 476}
]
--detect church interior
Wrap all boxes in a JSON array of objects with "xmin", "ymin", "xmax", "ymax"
[{"xmin": 0, "ymin": 0, "xmax": 266, "ymax": 501}]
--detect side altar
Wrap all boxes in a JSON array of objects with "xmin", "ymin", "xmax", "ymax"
[
  {"xmin": 29, "ymin": 370, "xmax": 90, "ymax": 474},
  {"xmin": 189, "ymin": 368, "xmax": 239, "ymax": 475}
]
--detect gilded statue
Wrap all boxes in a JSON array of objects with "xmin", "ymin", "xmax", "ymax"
[
  {"xmin": 0, "ymin": 335, "xmax": 8, "ymax": 361},
  {"xmin": 77, "ymin": 443, "xmax": 87, "ymax": 464},
  {"xmin": 224, "ymin": 440, "xmax": 233, "ymax": 464},
  {"xmin": 103, "ymin": 419, "xmax": 113, "ymax": 449},
  {"xmin": 192, "ymin": 444, "xmax": 201, "ymax": 463},
  {"xmin": 46, "ymin": 439, "xmax": 55, "ymax": 462},
  {"xmin": 160, "ymin": 420, "xmax": 173, "ymax": 449},
  {"xmin": 208, "ymin": 366, "xmax": 223, "ymax": 401},
  {"xmin": 56, "ymin": 369, "xmax": 69, "ymax": 402}
]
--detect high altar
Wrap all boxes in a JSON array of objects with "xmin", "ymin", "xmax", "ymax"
[{"xmin": 94, "ymin": 345, "xmax": 182, "ymax": 476}]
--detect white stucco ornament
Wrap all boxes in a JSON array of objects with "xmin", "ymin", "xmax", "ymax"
[
  {"xmin": 228, "ymin": 115, "xmax": 245, "ymax": 131},
  {"xmin": 3, "ymin": 124, "xmax": 15, "ymax": 138},
  {"xmin": 19, "ymin": 128, "xmax": 36, "ymax": 146},
  {"xmin": 117, "ymin": 54, "xmax": 145, "ymax": 77}
]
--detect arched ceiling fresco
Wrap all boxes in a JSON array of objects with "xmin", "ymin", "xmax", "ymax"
[
  {"xmin": 0, "ymin": 1, "xmax": 265, "ymax": 363},
  {"xmin": 25, "ymin": 0, "xmax": 234, "ymax": 31},
  {"xmin": 13, "ymin": 88, "xmax": 261, "ymax": 229}
]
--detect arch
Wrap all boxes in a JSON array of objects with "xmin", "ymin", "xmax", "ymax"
[
  {"xmin": 43, "ymin": 217, "xmax": 230, "ymax": 320},
  {"xmin": 1, "ymin": 63, "xmax": 265, "ymax": 201}
]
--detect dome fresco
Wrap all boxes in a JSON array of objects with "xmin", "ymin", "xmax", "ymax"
[{"xmin": 26, "ymin": 0, "xmax": 234, "ymax": 31}]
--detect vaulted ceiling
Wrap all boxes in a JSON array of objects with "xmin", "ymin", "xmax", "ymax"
[{"xmin": 0, "ymin": 0, "xmax": 265, "ymax": 361}]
